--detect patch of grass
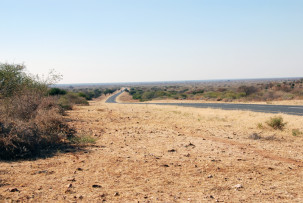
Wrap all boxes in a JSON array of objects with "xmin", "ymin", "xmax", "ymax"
[
  {"xmin": 292, "ymin": 129, "xmax": 302, "ymax": 137},
  {"xmin": 257, "ymin": 123, "xmax": 264, "ymax": 129},
  {"xmin": 266, "ymin": 116, "xmax": 287, "ymax": 130},
  {"xmin": 69, "ymin": 134, "xmax": 96, "ymax": 144}
]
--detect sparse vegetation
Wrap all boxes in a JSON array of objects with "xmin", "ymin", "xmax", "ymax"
[
  {"xmin": 0, "ymin": 63, "xmax": 74, "ymax": 159},
  {"xmin": 125, "ymin": 79, "xmax": 303, "ymax": 102},
  {"xmin": 58, "ymin": 92, "xmax": 89, "ymax": 110},
  {"xmin": 292, "ymin": 129, "xmax": 302, "ymax": 136},
  {"xmin": 257, "ymin": 123, "xmax": 264, "ymax": 129},
  {"xmin": 266, "ymin": 116, "xmax": 287, "ymax": 130},
  {"xmin": 68, "ymin": 134, "xmax": 96, "ymax": 144}
]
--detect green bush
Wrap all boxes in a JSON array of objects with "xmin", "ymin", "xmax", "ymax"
[
  {"xmin": 266, "ymin": 116, "xmax": 287, "ymax": 130},
  {"xmin": 0, "ymin": 63, "xmax": 48, "ymax": 98},
  {"xmin": 48, "ymin": 88, "xmax": 67, "ymax": 96},
  {"xmin": 141, "ymin": 91, "xmax": 155, "ymax": 101},
  {"xmin": 192, "ymin": 89, "xmax": 204, "ymax": 95}
]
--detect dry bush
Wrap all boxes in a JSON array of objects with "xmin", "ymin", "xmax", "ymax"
[
  {"xmin": 0, "ymin": 94, "xmax": 72, "ymax": 159},
  {"xmin": 0, "ymin": 63, "xmax": 74, "ymax": 160},
  {"xmin": 58, "ymin": 92, "xmax": 89, "ymax": 110}
]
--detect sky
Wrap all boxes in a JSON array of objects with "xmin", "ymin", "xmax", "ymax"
[{"xmin": 0, "ymin": 0, "xmax": 302, "ymax": 84}]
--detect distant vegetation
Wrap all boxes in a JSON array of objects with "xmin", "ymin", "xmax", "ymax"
[
  {"xmin": 127, "ymin": 79, "xmax": 303, "ymax": 102},
  {"xmin": 47, "ymin": 87, "xmax": 118, "ymax": 110}
]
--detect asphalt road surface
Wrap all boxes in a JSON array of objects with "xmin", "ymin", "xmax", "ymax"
[
  {"xmin": 106, "ymin": 91, "xmax": 303, "ymax": 116},
  {"xmin": 105, "ymin": 90, "xmax": 125, "ymax": 103}
]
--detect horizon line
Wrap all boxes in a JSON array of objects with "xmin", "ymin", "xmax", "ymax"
[{"xmin": 56, "ymin": 76, "xmax": 303, "ymax": 86}]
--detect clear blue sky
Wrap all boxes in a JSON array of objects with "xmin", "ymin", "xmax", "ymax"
[{"xmin": 1, "ymin": 0, "xmax": 302, "ymax": 83}]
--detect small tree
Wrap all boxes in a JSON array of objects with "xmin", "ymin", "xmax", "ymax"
[{"xmin": 238, "ymin": 86, "xmax": 258, "ymax": 96}]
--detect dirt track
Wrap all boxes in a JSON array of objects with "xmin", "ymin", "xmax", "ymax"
[{"xmin": 1, "ymin": 96, "xmax": 303, "ymax": 202}]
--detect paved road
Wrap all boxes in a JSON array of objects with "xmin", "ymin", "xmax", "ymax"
[
  {"xmin": 106, "ymin": 91, "xmax": 303, "ymax": 116},
  {"xmin": 105, "ymin": 90, "xmax": 125, "ymax": 103}
]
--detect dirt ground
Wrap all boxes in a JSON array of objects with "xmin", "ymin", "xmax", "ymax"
[{"xmin": 1, "ymin": 94, "xmax": 303, "ymax": 202}]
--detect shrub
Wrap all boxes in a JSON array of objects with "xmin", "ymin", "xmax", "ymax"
[
  {"xmin": 257, "ymin": 123, "xmax": 264, "ymax": 129},
  {"xmin": 192, "ymin": 89, "xmax": 204, "ymax": 95},
  {"xmin": 0, "ymin": 63, "xmax": 73, "ymax": 159},
  {"xmin": 58, "ymin": 92, "xmax": 89, "ymax": 110},
  {"xmin": 104, "ymin": 88, "xmax": 117, "ymax": 95},
  {"xmin": 238, "ymin": 86, "xmax": 258, "ymax": 96},
  {"xmin": 266, "ymin": 116, "xmax": 287, "ymax": 130},
  {"xmin": 292, "ymin": 129, "xmax": 302, "ymax": 136},
  {"xmin": 0, "ymin": 95, "xmax": 72, "ymax": 159},
  {"xmin": 141, "ymin": 91, "xmax": 155, "ymax": 101},
  {"xmin": 0, "ymin": 63, "xmax": 48, "ymax": 98},
  {"xmin": 48, "ymin": 88, "xmax": 67, "ymax": 96}
]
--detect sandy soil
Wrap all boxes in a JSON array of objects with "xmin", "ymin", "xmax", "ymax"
[{"xmin": 1, "ymin": 95, "xmax": 303, "ymax": 202}]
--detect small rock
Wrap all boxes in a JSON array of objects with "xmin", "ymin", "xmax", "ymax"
[
  {"xmin": 37, "ymin": 170, "xmax": 48, "ymax": 174},
  {"xmin": 77, "ymin": 168, "xmax": 83, "ymax": 171},
  {"xmin": 65, "ymin": 189, "xmax": 74, "ymax": 194},
  {"xmin": 68, "ymin": 178, "xmax": 76, "ymax": 182},
  {"xmin": 208, "ymin": 175, "xmax": 213, "ymax": 178},
  {"xmin": 162, "ymin": 164, "xmax": 169, "ymax": 167},
  {"xmin": 249, "ymin": 133, "xmax": 261, "ymax": 140},
  {"xmin": 92, "ymin": 184, "xmax": 102, "ymax": 188},
  {"xmin": 168, "ymin": 149, "xmax": 176, "ymax": 152},
  {"xmin": 10, "ymin": 188, "xmax": 19, "ymax": 192},
  {"xmin": 185, "ymin": 142, "xmax": 196, "ymax": 148},
  {"xmin": 233, "ymin": 184, "xmax": 243, "ymax": 190},
  {"xmin": 114, "ymin": 192, "xmax": 120, "ymax": 196}
]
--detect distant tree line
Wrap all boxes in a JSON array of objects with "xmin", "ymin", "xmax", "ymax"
[{"xmin": 127, "ymin": 79, "xmax": 303, "ymax": 102}]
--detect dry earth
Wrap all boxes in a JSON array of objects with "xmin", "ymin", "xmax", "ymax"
[{"xmin": 1, "ymin": 94, "xmax": 303, "ymax": 202}]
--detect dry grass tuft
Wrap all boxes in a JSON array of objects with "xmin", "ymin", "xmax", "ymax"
[{"xmin": 265, "ymin": 116, "xmax": 287, "ymax": 130}]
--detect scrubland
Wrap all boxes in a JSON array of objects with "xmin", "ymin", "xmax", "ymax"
[
  {"xmin": 126, "ymin": 78, "xmax": 303, "ymax": 104},
  {"xmin": 1, "ymin": 93, "xmax": 303, "ymax": 202}
]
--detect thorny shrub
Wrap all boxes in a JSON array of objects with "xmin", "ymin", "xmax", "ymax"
[{"xmin": 0, "ymin": 63, "xmax": 74, "ymax": 159}]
